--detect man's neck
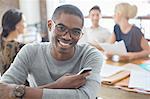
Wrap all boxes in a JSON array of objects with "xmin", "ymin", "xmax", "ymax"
[
  {"xmin": 51, "ymin": 47, "xmax": 75, "ymax": 61},
  {"xmin": 91, "ymin": 24, "xmax": 99, "ymax": 29}
]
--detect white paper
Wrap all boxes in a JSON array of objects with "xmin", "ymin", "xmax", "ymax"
[
  {"xmin": 100, "ymin": 64, "xmax": 124, "ymax": 77},
  {"xmin": 100, "ymin": 40, "xmax": 127, "ymax": 55},
  {"xmin": 129, "ymin": 71, "xmax": 150, "ymax": 91}
]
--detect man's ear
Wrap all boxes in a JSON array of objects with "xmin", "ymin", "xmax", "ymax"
[{"xmin": 47, "ymin": 20, "xmax": 53, "ymax": 31}]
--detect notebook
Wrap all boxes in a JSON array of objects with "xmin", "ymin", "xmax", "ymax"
[{"xmin": 129, "ymin": 71, "xmax": 150, "ymax": 91}]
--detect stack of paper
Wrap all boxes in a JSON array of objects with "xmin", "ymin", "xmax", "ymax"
[
  {"xmin": 100, "ymin": 64, "xmax": 124, "ymax": 77},
  {"xmin": 129, "ymin": 71, "xmax": 150, "ymax": 91},
  {"xmin": 100, "ymin": 40, "xmax": 127, "ymax": 55}
]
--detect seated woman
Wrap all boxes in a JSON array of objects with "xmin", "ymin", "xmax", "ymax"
[
  {"xmin": 108, "ymin": 3, "xmax": 150, "ymax": 61},
  {"xmin": 0, "ymin": 9, "xmax": 26, "ymax": 76}
]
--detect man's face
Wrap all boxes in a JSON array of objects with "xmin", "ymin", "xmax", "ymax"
[
  {"xmin": 89, "ymin": 10, "xmax": 101, "ymax": 25},
  {"xmin": 50, "ymin": 13, "xmax": 83, "ymax": 53}
]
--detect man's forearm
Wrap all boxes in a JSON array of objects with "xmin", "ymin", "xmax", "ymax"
[
  {"xmin": 42, "ymin": 88, "xmax": 89, "ymax": 99},
  {"xmin": 24, "ymin": 87, "xmax": 43, "ymax": 99},
  {"xmin": 37, "ymin": 82, "xmax": 58, "ymax": 89},
  {"xmin": 0, "ymin": 83, "xmax": 43, "ymax": 99}
]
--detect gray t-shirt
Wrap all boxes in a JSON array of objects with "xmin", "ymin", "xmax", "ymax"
[{"xmin": 1, "ymin": 42, "xmax": 103, "ymax": 99}]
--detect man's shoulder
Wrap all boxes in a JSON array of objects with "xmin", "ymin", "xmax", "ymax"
[
  {"xmin": 25, "ymin": 42, "xmax": 49, "ymax": 48},
  {"xmin": 99, "ymin": 26, "xmax": 111, "ymax": 34},
  {"xmin": 76, "ymin": 43, "xmax": 90, "ymax": 49},
  {"xmin": 76, "ymin": 43, "xmax": 103, "ymax": 65},
  {"xmin": 84, "ymin": 27, "xmax": 93, "ymax": 32},
  {"xmin": 22, "ymin": 42, "xmax": 50, "ymax": 52},
  {"xmin": 76, "ymin": 43, "xmax": 102, "ymax": 54}
]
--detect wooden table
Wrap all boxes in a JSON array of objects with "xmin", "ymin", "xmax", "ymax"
[
  {"xmin": 98, "ymin": 86, "xmax": 150, "ymax": 99},
  {"xmin": 98, "ymin": 58, "xmax": 150, "ymax": 99}
]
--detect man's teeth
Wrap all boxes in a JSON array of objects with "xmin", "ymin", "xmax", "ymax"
[{"xmin": 59, "ymin": 41, "xmax": 70, "ymax": 46}]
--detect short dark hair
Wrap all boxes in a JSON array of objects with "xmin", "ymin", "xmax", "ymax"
[
  {"xmin": 89, "ymin": 5, "xmax": 101, "ymax": 13},
  {"xmin": 52, "ymin": 4, "xmax": 84, "ymax": 26},
  {"xmin": 1, "ymin": 9, "xmax": 22, "ymax": 38}
]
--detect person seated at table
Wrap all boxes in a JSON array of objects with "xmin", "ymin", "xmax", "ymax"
[
  {"xmin": 87, "ymin": 5, "xmax": 111, "ymax": 42},
  {"xmin": 107, "ymin": 3, "xmax": 150, "ymax": 61},
  {"xmin": 79, "ymin": 6, "xmax": 111, "ymax": 50},
  {"xmin": 0, "ymin": 4, "xmax": 103, "ymax": 99},
  {"xmin": 0, "ymin": 9, "xmax": 26, "ymax": 76}
]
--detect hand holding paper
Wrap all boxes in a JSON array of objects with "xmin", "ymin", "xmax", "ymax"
[{"xmin": 100, "ymin": 40, "xmax": 127, "ymax": 55}]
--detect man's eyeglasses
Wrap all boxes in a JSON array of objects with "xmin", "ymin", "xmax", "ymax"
[{"xmin": 54, "ymin": 23, "xmax": 83, "ymax": 39}]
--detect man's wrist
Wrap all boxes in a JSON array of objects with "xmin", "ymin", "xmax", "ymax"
[{"xmin": 11, "ymin": 85, "xmax": 26, "ymax": 99}]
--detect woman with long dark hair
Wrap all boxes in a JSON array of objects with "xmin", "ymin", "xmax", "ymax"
[{"xmin": 0, "ymin": 9, "xmax": 26, "ymax": 76}]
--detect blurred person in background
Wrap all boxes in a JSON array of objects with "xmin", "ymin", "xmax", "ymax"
[
  {"xmin": 0, "ymin": 9, "xmax": 26, "ymax": 77},
  {"xmin": 80, "ymin": 5, "xmax": 111, "ymax": 50},
  {"xmin": 108, "ymin": 3, "xmax": 150, "ymax": 61}
]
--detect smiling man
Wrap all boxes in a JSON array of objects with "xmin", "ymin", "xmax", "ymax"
[
  {"xmin": 0, "ymin": 5, "xmax": 103, "ymax": 99},
  {"xmin": 84, "ymin": 5, "xmax": 111, "ymax": 43}
]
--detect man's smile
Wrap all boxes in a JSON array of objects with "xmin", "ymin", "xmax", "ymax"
[{"xmin": 57, "ymin": 38, "xmax": 73, "ymax": 48}]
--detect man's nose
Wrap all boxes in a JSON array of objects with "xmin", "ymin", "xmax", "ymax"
[
  {"xmin": 93, "ymin": 16, "xmax": 99, "ymax": 20},
  {"xmin": 62, "ymin": 30, "xmax": 72, "ymax": 39}
]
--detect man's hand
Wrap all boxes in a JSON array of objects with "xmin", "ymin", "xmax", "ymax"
[
  {"xmin": 0, "ymin": 83, "xmax": 16, "ymax": 99},
  {"xmin": 38, "ymin": 72, "xmax": 90, "ymax": 89},
  {"xmin": 55, "ymin": 72, "xmax": 90, "ymax": 89}
]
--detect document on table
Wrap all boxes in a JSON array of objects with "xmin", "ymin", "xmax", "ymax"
[
  {"xmin": 99, "ymin": 40, "xmax": 127, "ymax": 55},
  {"xmin": 100, "ymin": 64, "xmax": 124, "ymax": 77},
  {"xmin": 129, "ymin": 71, "xmax": 150, "ymax": 91}
]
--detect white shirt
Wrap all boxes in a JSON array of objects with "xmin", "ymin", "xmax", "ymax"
[{"xmin": 79, "ymin": 26, "xmax": 111, "ymax": 44}]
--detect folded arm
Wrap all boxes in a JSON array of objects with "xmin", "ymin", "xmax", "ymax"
[{"xmin": 0, "ymin": 44, "xmax": 103, "ymax": 99}]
